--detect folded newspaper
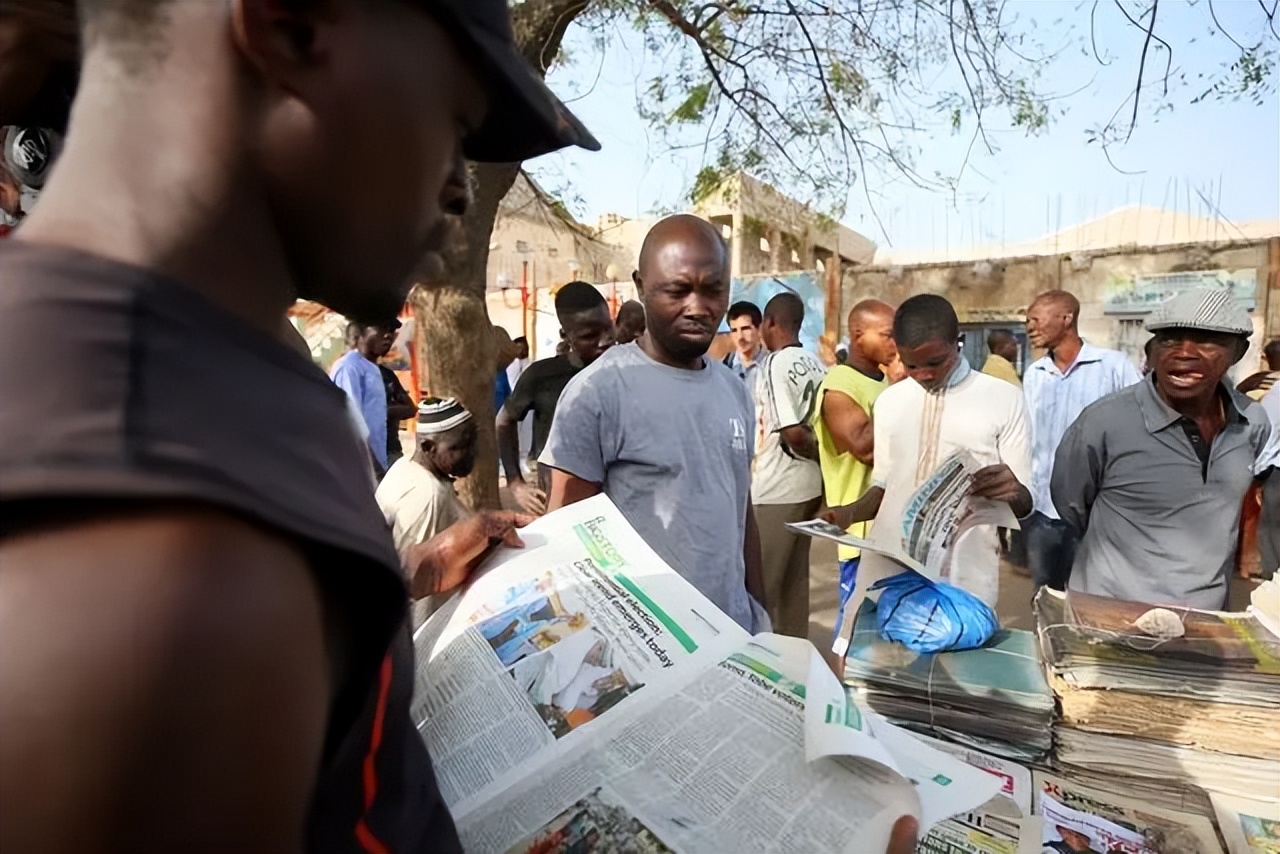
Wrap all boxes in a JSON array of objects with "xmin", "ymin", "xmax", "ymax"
[
  {"xmin": 411, "ymin": 495, "xmax": 1001, "ymax": 853},
  {"xmin": 787, "ymin": 450, "xmax": 1017, "ymax": 579}
]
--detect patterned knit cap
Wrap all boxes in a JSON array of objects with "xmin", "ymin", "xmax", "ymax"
[
  {"xmin": 416, "ymin": 397, "xmax": 472, "ymax": 435},
  {"xmin": 1145, "ymin": 287, "xmax": 1252, "ymax": 336}
]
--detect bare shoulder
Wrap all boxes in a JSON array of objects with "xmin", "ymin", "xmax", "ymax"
[{"xmin": 0, "ymin": 505, "xmax": 330, "ymax": 851}]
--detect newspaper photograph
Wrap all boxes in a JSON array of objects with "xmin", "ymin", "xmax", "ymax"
[
  {"xmin": 412, "ymin": 495, "xmax": 749, "ymax": 811},
  {"xmin": 788, "ymin": 451, "xmax": 1016, "ymax": 580},
  {"xmin": 1034, "ymin": 771, "xmax": 1223, "ymax": 854},
  {"xmin": 455, "ymin": 633, "xmax": 1001, "ymax": 854},
  {"xmin": 1209, "ymin": 792, "xmax": 1280, "ymax": 854}
]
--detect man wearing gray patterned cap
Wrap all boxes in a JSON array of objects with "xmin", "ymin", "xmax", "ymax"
[{"xmin": 1051, "ymin": 287, "xmax": 1279, "ymax": 609}]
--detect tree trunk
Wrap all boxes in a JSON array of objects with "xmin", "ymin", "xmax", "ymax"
[
  {"xmin": 410, "ymin": 0, "xmax": 591, "ymax": 511},
  {"xmin": 412, "ymin": 161, "xmax": 521, "ymax": 511}
]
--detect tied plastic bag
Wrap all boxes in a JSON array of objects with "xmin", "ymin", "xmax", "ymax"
[{"xmin": 870, "ymin": 570, "xmax": 999, "ymax": 653}]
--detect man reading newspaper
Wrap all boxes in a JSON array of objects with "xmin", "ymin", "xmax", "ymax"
[{"xmin": 822, "ymin": 295, "xmax": 1032, "ymax": 609}]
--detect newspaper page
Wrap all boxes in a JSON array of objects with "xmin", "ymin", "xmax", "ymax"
[
  {"xmin": 788, "ymin": 451, "xmax": 1016, "ymax": 580},
  {"xmin": 412, "ymin": 495, "xmax": 749, "ymax": 812},
  {"xmin": 1209, "ymin": 792, "xmax": 1280, "ymax": 854},
  {"xmin": 909, "ymin": 734, "xmax": 1039, "ymax": 854},
  {"xmin": 454, "ymin": 634, "xmax": 1001, "ymax": 854},
  {"xmin": 1034, "ymin": 771, "xmax": 1223, "ymax": 854}
]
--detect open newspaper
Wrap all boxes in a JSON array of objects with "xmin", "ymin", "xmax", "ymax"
[
  {"xmin": 412, "ymin": 494, "xmax": 1001, "ymax": 853},
  {"xmin": 786, "ymin": 450, "xmax": 1016, "ymax": 579}
]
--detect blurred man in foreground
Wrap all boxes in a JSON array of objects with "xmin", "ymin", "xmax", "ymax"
[{"xmin": 0, "ymin": 0, "xmax": 591, "ymax": 848}]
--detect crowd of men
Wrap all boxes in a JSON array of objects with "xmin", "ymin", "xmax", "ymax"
[{"xmin": 1, "ymin": 0, "xmax": 1276, "ymax": 851}]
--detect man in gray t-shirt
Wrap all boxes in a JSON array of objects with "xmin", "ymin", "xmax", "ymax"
[{"xmin": 540, "ymin": 215, "xmax": 767, "ymax": 631}]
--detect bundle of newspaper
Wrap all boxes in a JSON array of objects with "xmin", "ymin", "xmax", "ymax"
[
  {"xmin": 843, "ymin": 599, "xmax": 1055, "ymax": 762},
  {"xmin": 1035, "ymin": 587, "xmax": 1280, "ymax": 802},
  {"xmin": 410, "ymin": 495, "xmax": 1003, "ymax": 854}
]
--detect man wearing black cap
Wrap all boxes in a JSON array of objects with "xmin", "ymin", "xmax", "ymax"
[{"xmin": 0, "ymin": 1, "xmax": 593, "ymax": 851}]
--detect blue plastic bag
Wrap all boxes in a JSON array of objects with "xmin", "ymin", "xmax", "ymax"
[{"xmin": 870, "ymin": 570, "xmax": 999, "ymax": 653}]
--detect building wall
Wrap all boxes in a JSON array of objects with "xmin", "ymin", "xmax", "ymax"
[{"xmin": 841, "ymin": 238, "xmax": 1278, "ymax": 379}]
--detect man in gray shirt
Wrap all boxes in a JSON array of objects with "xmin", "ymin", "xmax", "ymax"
[
  {"xmin": 1052, "ymin": 288, "xmax": 1278, "ymax": 609},
  {"xmin": 540, "ymin": 214, "xmax": 767, "ymax": 631}
]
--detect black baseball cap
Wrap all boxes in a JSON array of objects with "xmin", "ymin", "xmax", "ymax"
[{"xmin": 419, "ymin": 0, "xmax": 601, "ymax": 163}]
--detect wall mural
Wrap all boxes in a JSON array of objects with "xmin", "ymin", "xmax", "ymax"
[
  {"xmin": 1102, "ymin": 269, "xmax": 1258, "ymax": 315},
  {"xmin": 723, "ymin": 272, "xmax": 826, "ymax": 354}
]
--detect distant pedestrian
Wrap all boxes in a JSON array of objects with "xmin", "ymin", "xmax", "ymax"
[
  {"xmin": 615, "ymin": 300, "xmax": 646, "ymax": 345},
  {"xmin": 331, "ymin": 320, "xmax": 399, "ymax": 474},
  {"xmin": 1023, "ymin": 290, "xmax": 1140, "ymax": 590},
  {"xmin": 813, "ymin": 299, "xmax": 897, "ymax": 640},
  {"xmin": 723, "ymin": 300, "xmax": 764, "ymax": 384},
  {"xmin": 376, "ymin": 398, "xmax": 478, "ymax": 628},
  {"xmin": 541, "ymin": 215, "xmax": 767, "ymax": 631},
  {"xmin": 981, "ymin": 329, "xmax": 1022, "ymax": 387},
  {"xmin": 506, "ymin": 336, "xmax": 533, "ymax": 464},
  {"xmin": 1053, "ymin": 288, "xmax": 1277, "ymax": 609},
  {"xmin": 497, "ymin": 282, "xmax": 615, "ymax": 514},
  {"xmin": 823, "ymin": 295, "xmax": 1032, "ymax": 609},
  {"xmin": 377, "ymin": 320, "xmax": 417, "ymax": 468},
  {"xmin": 751, "ymin": 292, "xmax": 828, "ymax": 637},
  {"xmin": 1238, "ymin": 338, "xmax": 1280, "ymax": 400}
]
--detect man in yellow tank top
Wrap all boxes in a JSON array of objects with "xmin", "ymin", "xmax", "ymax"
[{"xmin": 812, "ymin": 300, "xmax": 897, "ymax": 642}]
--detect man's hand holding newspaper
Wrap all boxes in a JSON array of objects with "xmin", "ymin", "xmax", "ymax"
[{"xmin": 411, "ymin": 495, "xmax": 1000, "ymax": 853}]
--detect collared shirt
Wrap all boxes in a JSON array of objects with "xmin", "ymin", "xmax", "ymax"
[
  {"xmin": 980, "ymin": 353, "xmax": 1022, "ymax": 387},
  {"xmin": 1052, "ymin": 375, "xmax": 1277, "ymax": 610},
  {"xmin": 1024, "ymin": 342, "xmax": 1141, "ymax": 519},
  {"xmin": 724, "ymin": 345, "xmax": 763, "ymax": 385}
]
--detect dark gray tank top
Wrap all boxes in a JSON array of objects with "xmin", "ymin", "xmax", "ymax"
[{"xmin": 0, "ymin": 241, "xmax": 459, "ymax": 853}]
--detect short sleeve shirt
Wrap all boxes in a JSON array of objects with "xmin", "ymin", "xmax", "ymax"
[
  {"xmin": 539, "ymin": 343, "xmax": 759, "ymax": 630},
  {"xmin": 1052, "ymin": 376, "xmax": 1276, "ymax": 609},
  {"xmin": 752, "ymin": 345, "xmax": 827, "ymax": 505},
  {"xmin": 503, "ymin": 355, "xmax": 582, "ymax": 460},
  {"xmin": 330, "ymin": 349, "xmax": 388, "ymax": 470}
]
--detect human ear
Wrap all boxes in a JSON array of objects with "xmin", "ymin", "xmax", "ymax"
[{"xmin": 230, "ymin": 0, "xmax": 335, "ymax": 90}]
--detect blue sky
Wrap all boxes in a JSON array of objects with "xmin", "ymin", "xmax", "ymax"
[{"xmin": 527, "ymin": 1, "xmax": 1278, "ymax": 253}]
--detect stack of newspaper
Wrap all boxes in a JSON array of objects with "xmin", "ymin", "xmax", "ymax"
[
  {"xmin": 1035, "ymin": 587, "xmax": 1280, "ymax": 802},
  {"xmin": 843, "ymin": 599, "xmax": 1054, "ymax": 762}
]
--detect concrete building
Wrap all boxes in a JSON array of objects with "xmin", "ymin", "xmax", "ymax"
[{"xmin": 843, "ymin": 209, "xmax": 1280, "ymax": 381}]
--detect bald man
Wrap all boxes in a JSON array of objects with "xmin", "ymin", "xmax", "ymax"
[
  {"xmin": 813, "ymin": 299, "xmax": 897, "ymax": 638},
  {"xmin": 539, "ymin": 214, "xmax": 768, "ymax": 632},
  {"xmin": 1024, "ymin": 289, "xmax": 1140, "ymax": 590}
]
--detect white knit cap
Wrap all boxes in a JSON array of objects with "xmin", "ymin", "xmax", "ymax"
[{"xmin": 415, "ymin": 397, "xmax": 472, "ymax": 435}]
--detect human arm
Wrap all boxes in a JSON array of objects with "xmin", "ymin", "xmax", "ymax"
[
  {"xmin": 0, "ymin": 506, "xmax": 334, "ymax": 853},
  {"xmin": 1050, "ymin": 418, "xmax": 1104, "ymax": 536},
  {"xmin": 744, "ymin": 501, "xmax": 765, "ymax": 603},
  {"xmin": 538, "ymin": 373, "xmax": 610, "ymax": 513},
  {"xmin": 1238, "ymin": 371, "xmax": 1272, "ymax": 395},
  {"xmin": 546, "ymin": 468, "xmax": 603, "ymax": 512},
  {"xmin": 969, "ymin": 465, "xmax": 1033, "ymax": 518},
  {"xmin": 779, "ymin": 424, "xmax": 819, "ymax": 460},
  {"xmin": 979, "ymin": 388, "xmax": 1034, "ymax": 518},
  {"xmin": 385, "ymin": 372, "xmax": 416, "ymax": 422},
  {"xmin": 820, "ymin": 485, "xmax": 885, "ymax": 530},
  {"xmin": 402, "ymin": 510, "xmax": 536, "ymax": 599},
  {"xmin": 820, "ymin": 389, "xmax": 874, "ymax": 463},
  {"xmin": 496, "ymin": 405, "xmax": 545, "ymax": 514}
]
